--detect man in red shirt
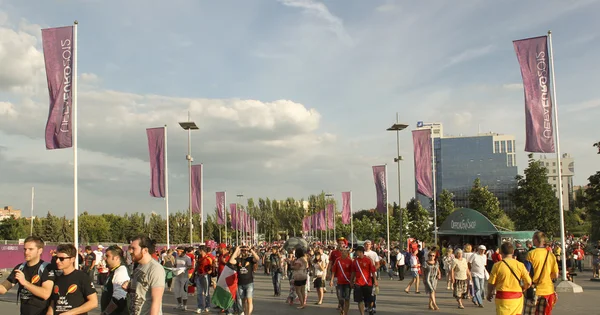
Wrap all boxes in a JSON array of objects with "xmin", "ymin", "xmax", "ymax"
[
  {"xmin": 573, "ymin": 244, "xmax": 585, "ymax": 272},
  {"xmin": 330, "ymin": 248, "xmax": 352, "ymax": 315},
  {"xmin": 194, "ymin": 246, "xmax": 214, "ymax": 313},
  {"xmin": 351, "ymin": 246, "xmax": 377, "ymax": 315},
  {"xmin": 217, "ymin": 244, "xmax": 230, "ymax": 277},
  {"xmin": 327, "ymin": 237, "xmax": 347, "ymax": 310}
]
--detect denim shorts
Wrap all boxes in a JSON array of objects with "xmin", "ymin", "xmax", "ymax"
[{"xmin": 238, "ymin": 283, "xmax": 254, "ymax": 299}]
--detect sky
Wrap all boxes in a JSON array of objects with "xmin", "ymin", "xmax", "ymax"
[{"xmin": 1, "ymin": 0, "xmax": 599, "ymax": 219}]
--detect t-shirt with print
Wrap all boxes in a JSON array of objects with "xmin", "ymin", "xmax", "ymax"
[
  {"xmin": 51, "ymin": 269, "xmax": 96, "ymax": 314},
  {"xmin": 352, "ymin": 256, "xmax": 375, "ymax": 287},
  {"xmin": 332, "ymin": 257, "xmax": 352, "ymax": 285},
  {"xmin": 235, "ymin": 257, "xmax": 255, "ymax": 286},
  {"xmin": 269, "ymin": 253, "xmax": 282, "ymax": 272},
  {"xmin": 174, "ymin": 254, "xmax": 191, "ymax": 276},
  {"xmin": 83, "ymin": 252, "xmax": 96, "ymax": 272},
  {"xmin": 7, "ymin": 260, "xmax": 55, "ymax": 315},
  {"xmin": 128, "ymin": 259, "xmax": 166, "ymax": 315},
  {"xmin": 468, "ymin": 254, "xmax": 487, "ymax": 278}
]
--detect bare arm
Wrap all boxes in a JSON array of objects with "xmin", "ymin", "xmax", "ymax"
[
  {"xmin": 24, "ymin": 279, "xmax": 54, "ymax": 300},
  {"xmin": 229, "ymin": 248, "xmax": 241, "ymax": 265},
  {"xmin": 46, "ymin": 300, "xmax": 55, "ymax": 315},
  {"xmin": 150, "ymin": 286, "xmax": 164, "ymax": 315},
  {"xmin": 0, "ymin": 280, "xmax": 13, "ymax": 295}
]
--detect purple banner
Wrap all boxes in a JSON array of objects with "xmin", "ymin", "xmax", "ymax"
[
  {"xmin": 412, "ymin": 129, "xmax": 433, "ymax": 198},
  {"xmin": 372, "ymin": 165, "xmax": 387, "ymax": 214},
  {"xmin": 146, "ymin": 127, "xmax": 165, "ymax": 198},
  {"xmin": 230, "ymin": 203, "xmax": 237, "ymax": 230},
  {"xmin": 42, "ymin": 26, "xmax": 74, "ymax": 150},
  {"xmin": 216, "ymin": 192, "xmax": 225, "ymax": 225},
  {"xmin": 302, "ymin": 217, "xmax": 308, "ymax": 231},
  {"xmin": 319, "ymin": 210, "xmax": 326, "ymax": 231},
  {"xmin": 191, "ymin": 164, "xmax": 202, "ymax": 214},
  {"xmin": 513, "ymin": 35, "xmax": 555, "ymax": 153},
  {"xmin": 327, "ymin": 203, "xmax": 334, "ymax": 229},
  {"xmin": 342, "ymin": 191, "xmax": 351, "ymax": 224}
]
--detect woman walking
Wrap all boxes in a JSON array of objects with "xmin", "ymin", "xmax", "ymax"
[
  {"xmin": 404, "ymin": 248, "xmax": 421, "ymax": 294},
  {"xmin": 312, "ymin": 252, "xmax": 326, "ymax": 305},
  {"xmin": 423, "ymin": 252, "xmax": 441, "ymax": 310},
  {"xmin": 292, "ymin": 248, "xmax": 309, "ymax": 309},
  {"xmin": 451, "ymin": 249, "xmax": 471, "ymax": 309}
]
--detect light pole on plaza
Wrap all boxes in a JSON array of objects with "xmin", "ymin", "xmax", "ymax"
[
  {"xmin": 237, "ymin": 194, "xmax": 244, "ymax": 245},
  {"xmin": 179, "ymin": 114, "xmax": 198, "ymax": 246},
  {"xmin": 386, "ymin": 114, "xmax": 408, "ymax": 248}
]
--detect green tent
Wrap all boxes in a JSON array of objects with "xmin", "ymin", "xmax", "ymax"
[{"xmin": 438, "ymin": 208, "xmax": 499, "ymax": 236}]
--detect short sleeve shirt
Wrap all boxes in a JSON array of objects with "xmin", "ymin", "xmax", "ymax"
[
  {"xmin": 468, "ymin": 254, "xmax": 487, "ymax": 278},
  {"xmin": 488, "ymin": 258, "xmax": 531, "ymax": 292},
  {"xmin": 352, "ymin": 256, "xmax": 375, "ymax": 286},
  {"xmin": 196, "ymin": 255, "xmax": 213, "ymax": 275},
  {"xmin": 527, "ymin": 248, "xmax": 558, "ymax": 296},
  {"xmin": 128, "ymin": 259, "xmax": 165, "ymax": 315},
  {"xmin": 332, "ymin": 257, "xmax": 352, "ymax": 285},
  {"xmin": 7, "ymin": 260, "xmax": 55, "ymax": 315},
  {"xmin": 51, "ymin": 270, "xmax": 96, "ymax": 314}
]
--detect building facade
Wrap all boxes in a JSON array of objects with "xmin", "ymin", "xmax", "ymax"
[
  {"xmin": 0, "ymin": 206, "xmax": 22, "ymax": 221},
  {"xmin": 415, "ymin": 123, "xmax": 518, "ymax": 212},
  {"xmin": 539, "ymin": 153, "xmax": 574, "ymax": 211}
]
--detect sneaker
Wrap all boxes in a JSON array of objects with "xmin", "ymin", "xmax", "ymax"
[
  {"xmin": 204, "ymin": 309, "xmax": 211, "ymax": 313},
  {"xmin": 183, "ymin": 305, "xmax": 188, "ymax": 311},
  {"xmin": 196, "ymin": 309, "xmax": 203, "ymax": 314}
]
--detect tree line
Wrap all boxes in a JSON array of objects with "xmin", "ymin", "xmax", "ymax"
[{"xmin": 1, "ymin": 154, "xmax": 599, "ymax": 243}]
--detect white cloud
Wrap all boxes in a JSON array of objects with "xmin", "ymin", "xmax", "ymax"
[
  {"xmin": 565, "ymin": 98, "xmax": 600, "ymax": 113},
  {"xmin": 278, "ymin": 0, "xmax": 352, "ymax": 44},
  {"xmin": 0, "ymin": 26, "xmax": 45, "ymax": 93},
  {"xmin": 375, "ymin": 3, "xmax": 397, "ymax": 12},
  {"xmin": 445, "ymin": 44, "xmax": 495, "ymax": 68},
  {"xmin": 80, "ymin": 72, "xmax": 100, "ymax": 84},
  {"xmin": 502, "ymin": 83, "xmax": 523, "ymax": 90}
]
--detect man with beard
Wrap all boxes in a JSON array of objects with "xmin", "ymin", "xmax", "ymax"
[
  {"xmin": 100, "ymin": 245, "xmax": 129, "ymax": 315},
  {"xmin": 127, "ymin": 236, "xmax": 165, "ymax": 315},
  {"xmin": 0, "ymin": 236, "xmax": 55, "ymax": 315},
  {"xmin": 49, "ymin": 243, "xmax": 98, "ymax": 314}
]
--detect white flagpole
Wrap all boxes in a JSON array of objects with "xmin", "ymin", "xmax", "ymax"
[
  {"xmin": 431, "ymin": 127, "xmax": 438, "ymax": 246},
  {"xmin": 548, "ymin": 30, "xmax": 568, "ymax": 281},
  {"xmin": 385, "ymin": 164, "xmax": 391, "ymax": 264},
  {"xmin": 30, "ymin": 187, "xmax": 35, "ymax": 235},
  {"xmin": 200, "ymin": 163, "xmax": 204, "ymax": 243},
  {"xmin": 164, "ymin": 125, "xmax": 170, "ymax": 248},
  {"xmin": 72, "ymin": 20, "xmax": 79, "ymax": 269},
  {"xmin": 350, "ymin": 191, "xmax": 353, "ymax": 247},
  {"xmin": 224, "ymin": 191, "xmax": 228, "ymax": 245}
]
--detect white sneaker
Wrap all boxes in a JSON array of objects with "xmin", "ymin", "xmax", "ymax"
[
  {"xmin": 196, "ymin": 309, "xmax": 203, "ymax": 314},
  {"xmin": 182, "ymin": 305, "xmax": 187, "ymax": 311},
  {"xmin": 175, "ymin": 304, "xmax": 183, "ymax": 310}
]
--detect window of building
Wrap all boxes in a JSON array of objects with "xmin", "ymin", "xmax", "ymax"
[
  {"xmin": 507, "ymin": 140, "xmax": 513, "ymax": 153},
  {"xmin": 501, "ymin": 141, "xmax": 506, "ymax": 153},
  {"xmin": 553, "ymin": 162, "xmax": 556, "ymax": 166},
  {"xmin": 546, "ymin": 162, "xmax": 549, "ymax": 166},
  {"xmin": 494, "ymin": 141, "xmax": 500, "ymax": 153},
  {"xmin": 553, "ymin": 169, "xmax": 556, "ymax": 173}
]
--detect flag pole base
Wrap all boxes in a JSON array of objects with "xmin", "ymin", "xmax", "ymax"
[{"xmin": 555, "ymin": 280, "xmax": 583, "ymax": 293}]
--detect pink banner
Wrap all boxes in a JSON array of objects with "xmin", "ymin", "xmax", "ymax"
[
  {"xmin": 513, "ymin": 35, "xmax": 555, "ymax": 153},
  {"xmin": 146, "ymin": 127, "xmax": 165, "ymax": 198},
  {"xmin": 230, "ymin": 203, "xmax": 237, "ymax": 230},
  {"xmin": 412, "ymin": 130, "xmax": 433, "ymax": 198},
  {"xmin": 372, "ymin": 165, "xmax": 387, "ymax": 214},
  {"xmin": 42, "ymin": 26, "xmax": 74, "ymax": 150},
  {"xmin": 319, "ymin": 210, "xmax": 326, "ymax": 231},
  {"xmin": 216, "ymin": 192, "xmax": 225, "ymax": 225},
  {"xmin": 342, "ymin": 192, "xmax": 351, "ymax": 224},
  {"xmin": 327, "ymin": 204, "xmax": 334, "ymax": 229},
  {"xmin": 191, "ymin": 164, "xmax": 202, "ymax": 214},
  {"xmin": 302, "ymin": 217, "xmax": 308, "ymax": 231}
]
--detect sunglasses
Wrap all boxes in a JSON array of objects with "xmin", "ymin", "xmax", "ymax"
[{"xmin": 56, "ymin": 256, "xmax": 73, "ymax": 261}]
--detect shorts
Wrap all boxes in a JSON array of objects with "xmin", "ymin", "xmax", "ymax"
[
  {"xmin": 294, "ymin": 279, "xmax": 307, "ymax": 286},
  {"xmin": 238, "ymin": 283, "xmax": 254, "ymax": 299},
  {"xmin": 337, "ymin": 284, "xmax": 351, "ymax": 300},
  {"xmin": 353, "ymin": 285, "xmax": 373, "ymax": 304},
  {"xmin": 313, "ymin": 277, "xmax": 324, "ymax": 288},
  {"xmin": 411, "ymin": 271, "xmax": 419, "ymax": 278}
]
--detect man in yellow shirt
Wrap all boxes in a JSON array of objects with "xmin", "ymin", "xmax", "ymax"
[
  {"xmin": 487, "ymin": 242, "xmax": 532, "ymax": 315},
  {"xmin": 526, "ymin": 232, "xmax": 558, "ymax": 315}
]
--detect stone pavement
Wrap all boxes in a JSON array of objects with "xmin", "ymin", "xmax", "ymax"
[{"xmin": 0, "ymin": 271, "xmax": 596, "ymax": 314}]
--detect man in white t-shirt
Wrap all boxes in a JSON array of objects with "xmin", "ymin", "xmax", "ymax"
[
  {"xmin": 468, "ymin": 245, "xmax": 487, "ymax": 307},
  {"xmin": 93, "ymin": 245, "xmax": 104, "ymax": 284},
  {"xmin": 363, "ymin": 240, "xmax": 380, "ymax": 313},
  {"xmin": 396, "ymin": 249, "xmax": 405, "ymax": 281}
]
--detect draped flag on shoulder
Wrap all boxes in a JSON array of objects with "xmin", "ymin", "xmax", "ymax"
[
  {"xmin": 191, "ymin": 164, "xmax": 202, "ymax": 214},
  {"xmin": 42, "ymin": 26, "xmax": 74, "ymax": 150},
  {"xmin": 372, "ymin": 165, "xmax": 387, "ymax": 214},
  {"xmin": 212, "ymin": 265, "xmax": 237, "ymax": 309},
  {"xmin": 513, "ymin": 35, "xmax": 555, "ymax": 153},
  {"xmin": 146, "ymin": 127, "xmax": 165, "ymax": 198},
  {"xmin": 342, "ymin": 191, "xmax": 351, "ymax": 224},
  {"xmin": 216, "ymin": 192, "xmax": 225, "ymax": 225},
  {"xmin": 412, "ymin": 129, "xmax": 433, "ymax": 198}
]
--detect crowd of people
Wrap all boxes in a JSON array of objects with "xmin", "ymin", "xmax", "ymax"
[{"xmin": 0, "ymin": 231, "xmax": 594, "ymax": 315}]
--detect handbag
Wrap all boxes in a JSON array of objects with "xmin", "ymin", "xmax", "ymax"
[{"xmin": 525, "ymin": 250, "xmax": 550, "ymax": 301}]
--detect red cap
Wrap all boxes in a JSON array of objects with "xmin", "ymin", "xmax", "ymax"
[{"xmin": 219, "ymin": 243, "xmax": 227, "ymax": 249}]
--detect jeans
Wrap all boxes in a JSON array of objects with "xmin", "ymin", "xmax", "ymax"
[
  {"xmin": 472, "ymin": 276, "xmax": 485, "ymax": 306},
  {"xmin": 237, "ymin": 283, "xmax": 254, "ymax": 313},
  {"xmin": 195, "ymin": 274, "xmax": 211, "ymax": 310},
  {"xmin": 271, "ymin": 270, "xmax": 282, "ymax": 295},
  {"xmin": 576, "ymin": 260, "xmax": 583, "ymax": 272}
]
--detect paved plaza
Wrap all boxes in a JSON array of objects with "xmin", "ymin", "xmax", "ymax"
[{"xmin": 0, "ymin": 271, "xmax": 596, "ymax": 314}]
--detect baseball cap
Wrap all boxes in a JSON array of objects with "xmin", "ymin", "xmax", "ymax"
[
  {"xmin": 97, "ymin": 245, "xmax": 104, "ymax": 249},
  {"xmin": 364, "ymin": 240, "xmax": 372, "ymax": 244},
  {"xmin": 219, "ymin": 243, "xmax": 227, "ymax": 249},
  {"xmin": 478, "ymin": 245, "xmax": 486, "ymax": 250}
]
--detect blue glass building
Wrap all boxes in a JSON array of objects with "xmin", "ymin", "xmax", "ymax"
[{"xmin": 416, "ymin": 126, "xmax": 518, "ymax": 212}]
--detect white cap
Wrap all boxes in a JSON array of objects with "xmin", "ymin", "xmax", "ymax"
[
  {"xmin": 97, "ymin": 245, "xmax": 104, "ymax": 249},
  {"xmin": 478, "ymin": 245, "xmax": 486, "ymax": 250}
]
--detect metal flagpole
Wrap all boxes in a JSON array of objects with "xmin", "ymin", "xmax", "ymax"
[
  {"xmin": 30, "ymin": 187, "xmax": 35, "ymax": 235},
  {"xmin": 548, "ymin": 30, "xmax": 568, "ymax": 281},
  {"xmin": 188, "ymin": 117, "xmax": 193, "ymax": 246},
  {"xmin": 431, "ymin": 127, "xmax": 438, "ymax": 246},
  {"xmin": 72, "ymin": 21, "xmax": 79, "ymax": 269},
  {"xmin": 333, "ymin": 202, "xmax": 336, "ymax": 242},
  {"xmin": 165, "ymin": 125, "xmax": 170, "ymax": 248},
  {"xmin": 224, "ymin": 191, "xmax": 228, "ymax": 245},
  {"xmin": 396, "ymin": 113, "xmax": 403, "ymax": 246},
  {"xmin": 200, "ymin": 163, "xmax": 204, "ymax": 243},
  {"xmin": 385, "ymin": 164, "xmax": 391, "ymax": 264},
  {"xmin": 350, "ymin": 191, "xmax": 353, "ymax": 247}
]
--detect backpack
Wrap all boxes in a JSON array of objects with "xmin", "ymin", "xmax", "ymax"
[{"xmin": 16, "ymin": 261, "xmax": 50, "ymax": 304}]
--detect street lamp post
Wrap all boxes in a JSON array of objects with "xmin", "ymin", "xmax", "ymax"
[
  {"xmin": 237, "ymin": 194, "xmax": 244, "ymax": 245},
  {"xmin": 325, "ymin": 193, "xmax": 334, "ymax": 244},
  {"xmin": 387, "ymin": 115, "xmax": 408, "ymax": 247},
  {"xmin": 419, "ymin": 122, "xmax": 441, "ymax": 246},
  {"xmin": 179, "ymin": 114, "xmax": 198, "ymax": 246}
]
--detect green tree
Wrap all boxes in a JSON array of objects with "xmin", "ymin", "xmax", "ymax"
[
  {"xmin": 0, "ymin": 217, "xmax": 29, "ymax": 240},
  {"xmin": 436, "ymin": 189, "xmax": 456, "ymax": 228},
  {"xmin": 406, "ymin": 198, "xmax": 431, "ymax": 242},
  {"xmin": 147, "ymin": 213, "xmax": 166, "ymax": 242},
  {"xmin": 469, "ymin": 178, "xmax": 504, "ymax": 225},
  {"xmin": 510, "ymin": 154, "xmax": 560, "ymax": 236},
  {"xmin": 585, "ymin": 171, "xmax": 600, "ymax": 241}
]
